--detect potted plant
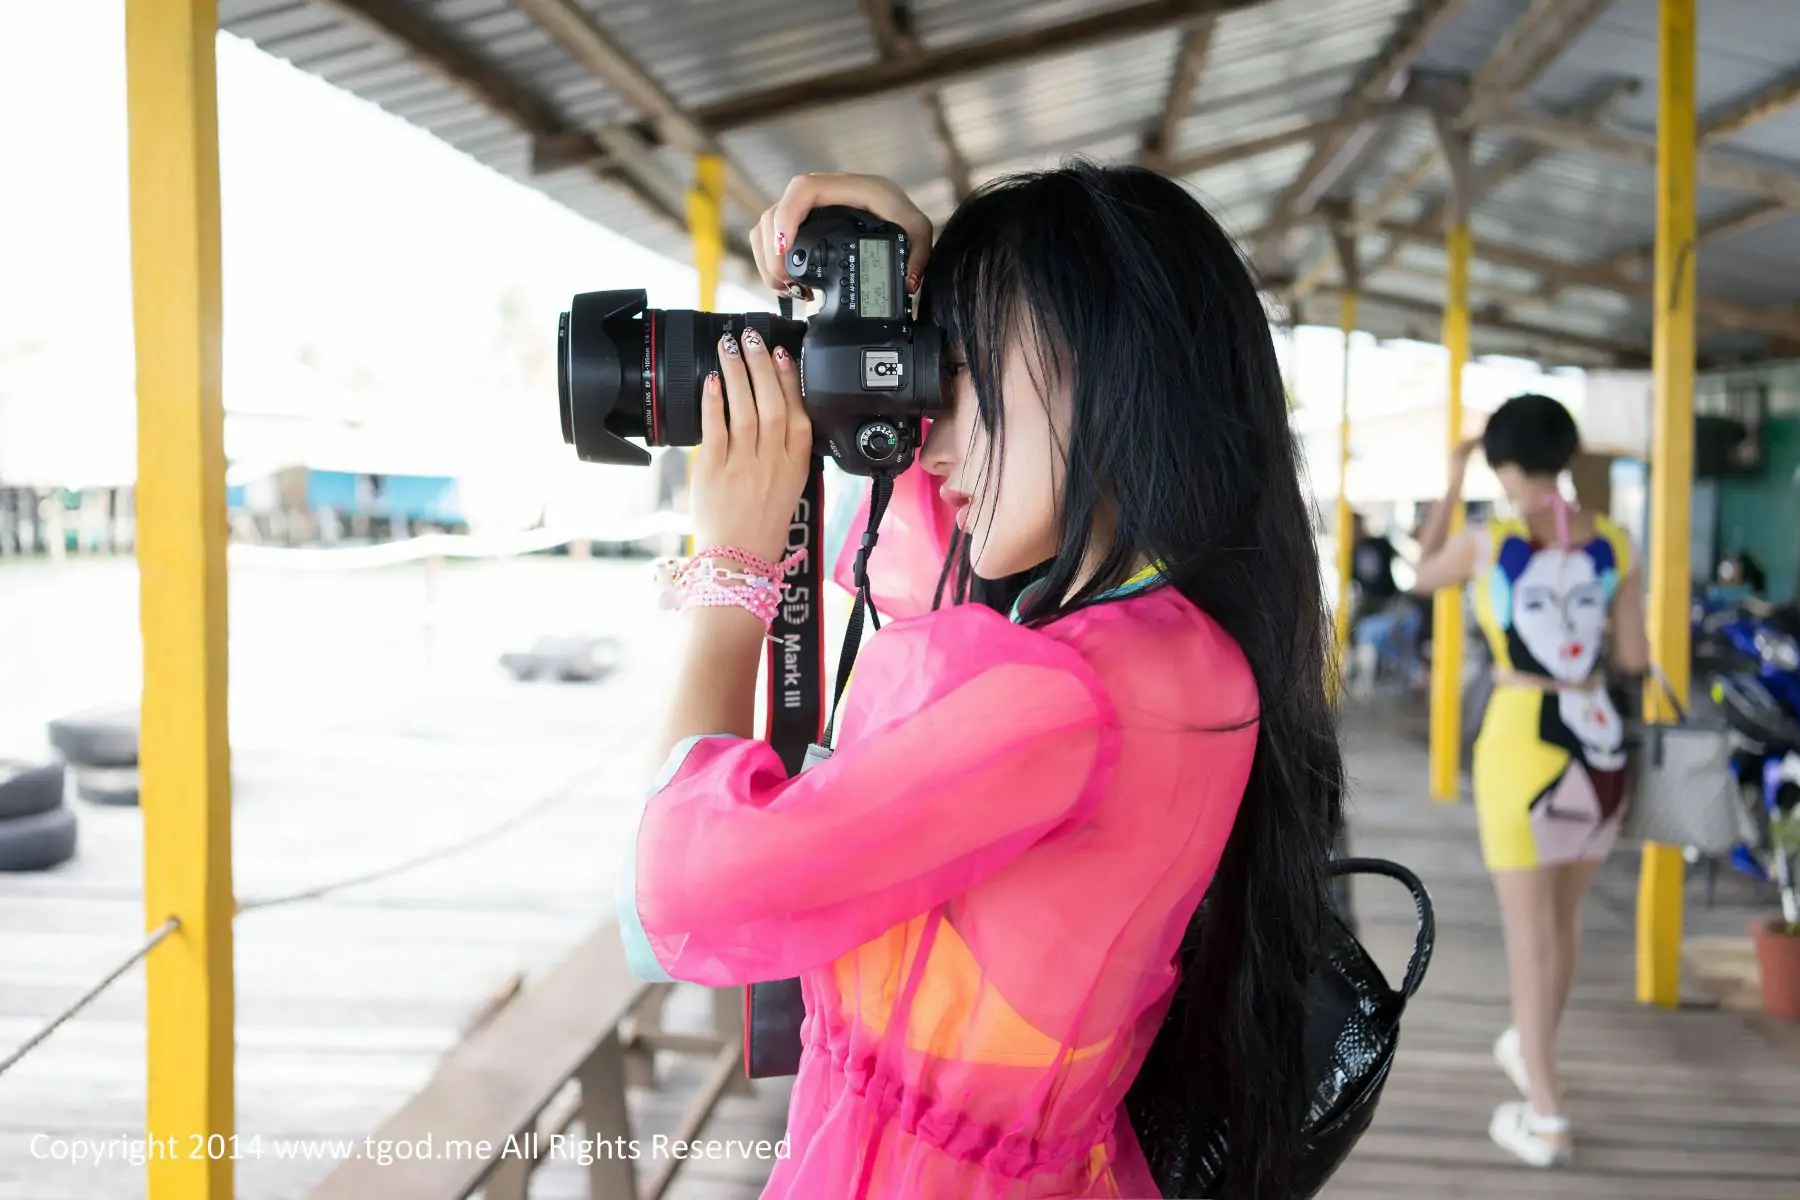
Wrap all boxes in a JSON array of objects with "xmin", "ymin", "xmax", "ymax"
[{"xmin": 1750, "ymin": 808, "xmax": 1800, "ymax": 1022}]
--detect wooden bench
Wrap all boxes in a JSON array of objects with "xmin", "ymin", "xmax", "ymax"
[{"xmin": 306, "ymin": 924, "xmax": 748, "ymax": 1200}]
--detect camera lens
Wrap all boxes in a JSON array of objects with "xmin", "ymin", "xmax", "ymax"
[{"xmin": 558, "ymin": 290, "xmax": 804, "ymax": 467}]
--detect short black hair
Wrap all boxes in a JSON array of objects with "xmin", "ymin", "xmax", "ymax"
[{"xmin": 1481, "ymin": 392, "xmax": 1579, "ymax": 476}]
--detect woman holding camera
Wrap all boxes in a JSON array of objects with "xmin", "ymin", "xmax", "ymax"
[
  {"xmin": 620, "ymin": 165, "xmax": 1343, "ymax": 1198},
  {"xmin": 1412, "ymin": 394, "xmax": 1648, "ymax": 1169}
]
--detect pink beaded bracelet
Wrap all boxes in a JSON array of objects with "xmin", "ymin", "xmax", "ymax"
[{"xmin": 654, "ymin": 547, "xmax": 806, "ymax": 627}]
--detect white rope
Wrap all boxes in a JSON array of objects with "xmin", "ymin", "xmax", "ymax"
[
  {"xmin": 0, "ymin": 918, "xmax": 179, "ymax": 1078},
  {"xmin": 227, "ymin": 512, "xmax": 693, "ymax": 571},
  {"xmin": 0, "ymin": 739, "xmax": 635, "ymax": 1078}
]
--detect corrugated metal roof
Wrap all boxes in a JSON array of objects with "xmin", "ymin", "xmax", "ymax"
[{"xmin": 216, "ymin": 0, "xmax": 1800, "ymax": 363}]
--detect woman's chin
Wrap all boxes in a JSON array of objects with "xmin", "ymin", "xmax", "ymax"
[
  {"xmin": 968, "ymin": 548, "xmax": 1017, "ymax": 582},
  {"xmin": 969, "ymin": 544, "xmax": 1052, "ymax": 583}
]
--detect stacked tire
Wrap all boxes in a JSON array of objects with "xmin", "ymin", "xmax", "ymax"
[
  {"xmin": 49, "ymin": 706, "xmax": 141, "ymax": 807},
  {"xmin": 0, "ymin": 760, "xmax": 77, "ymax": 872}
]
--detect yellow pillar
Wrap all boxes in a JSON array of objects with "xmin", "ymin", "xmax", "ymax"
[
  {"xmin": 1638, "ymin": 0, "xmax": 1697, "ymax": 1009},
  {"xmin": 682, "ymin": 154, "xmax": 724, "ymax": 559},
  {"xmin": 124, "ymin": 2, "xmax": 234, "ymax": 1196},
  {"xmin": 687, "ymin": 154, "xmax": 724, "ymax": 310},
  {"xmin": 1333, "ymin": 296, "xmax": 1356, "ymax": 667},
  {"xmin": 1428, "ymin": 221, "xmax": 1472, "ymax": 802}
]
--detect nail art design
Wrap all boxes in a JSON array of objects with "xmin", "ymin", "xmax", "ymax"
[
  {"xmin": 906, "ymin": 270, "xmax": 920, "ymax": 294},
  {"xmin": 773, "ymin": 346, "xmax": 791, "ymax": 364},
  {"xmin": 706, "ymin": 370, "xmax": 721, "ymax": 388},
  {"xmin": 720, "ymin": 332, "xmax": 739, "ymax": 357},
  {"xmin": 776, "ymin": 231, "xmax": 788, "ymax": 255},
  {"xmin": 740, "ymin": 326, "xmax": 764, "ymax": 351}
]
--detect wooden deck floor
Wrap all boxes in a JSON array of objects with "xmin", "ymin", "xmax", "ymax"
[
  {"xmin": 0, "ymin": 557, "xmax": 791, "ymax": 1200},
  {"xmin": 1322, "ymin": 707, "xmax": 1800, "ymax": 1200}
]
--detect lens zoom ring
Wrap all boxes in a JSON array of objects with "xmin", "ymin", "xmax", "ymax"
[{"xmin": 662, "ymin": 315, "xmax": 697, "ymax": 447}]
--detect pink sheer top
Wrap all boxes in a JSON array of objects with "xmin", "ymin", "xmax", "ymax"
[{"xmin": 620, "ymin": 469, "xmax": 1258, "ymax": 1199}]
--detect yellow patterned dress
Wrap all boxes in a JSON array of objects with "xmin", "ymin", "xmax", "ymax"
[{"xmin": 1470, "ymin": 513, "xmax": 1633, "ymax": 871}]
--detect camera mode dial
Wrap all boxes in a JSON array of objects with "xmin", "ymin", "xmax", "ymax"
[{"xmin": 856, "ymin": 421, "xmax": 903, "ymax": 466}]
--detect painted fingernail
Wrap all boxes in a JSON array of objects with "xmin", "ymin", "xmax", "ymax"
[
  {"xmin": 773, "ymin": 346, "xmax": 791, "ymax": 365},
  {"xmin": 776, "ymin": 231, "xmax": 788, "ymax": 255},
  {"xmin": 720, "ymin": 332, "xmax": 739, "ymax": 357},
  {"xmin": 906, "ymin": 270, "xmax": 920, "ymax": 294},
  {"xmin": 705, "ymin": 370, "xmax": 721, "ymax": 389},
  {"xmin": 741, "ymin": 326, "xmax": 764, "ymax": 351}
]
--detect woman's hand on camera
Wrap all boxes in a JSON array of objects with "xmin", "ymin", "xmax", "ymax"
[
  {"xmin": 749, "ymin": 174, "xmax": 933, "ymax": 298},
  {"xmin": 690, "ymin": 326, "xmax": 812, "ymax": 567}
]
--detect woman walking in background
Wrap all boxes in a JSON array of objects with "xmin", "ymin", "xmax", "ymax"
[{"xmin": 1412, "ymin": 393, "xmax": 1649, "ymax": 1168}]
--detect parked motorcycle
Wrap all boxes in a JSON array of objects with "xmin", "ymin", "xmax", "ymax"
[{"xmin": 1705, "ymin": 604, "xmax": 1800, "ymax": 885}]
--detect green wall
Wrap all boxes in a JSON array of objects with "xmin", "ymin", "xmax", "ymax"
[{"xmin": 1704, "ymin": 362, "xmax": 1800, "ymax": 601}]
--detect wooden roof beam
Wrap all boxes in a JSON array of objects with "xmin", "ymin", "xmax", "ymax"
[
  {"xmin": 509, "ymin": 0, "xmax": 773, "ymax": 218},
  {"xmin": 1255, "ymin": 0, "xmax": 1470, "ymax": 258},
  {"xmin": 1701, "ymin": 65, "xmax": 1800, "ymax": 147},
  {"xmin": 1584, "ymin": 69, "xmax": 1800, "ymax": 285},
  {"xmin": 319, "ymin": 0, "xmax": 771, "ymax": 266},
  {"xmin": 1281, "ymin": 0, "xmax": 1613, "ymax": 296},
  {"xmin": 1311, "ymin": 284, "xmax": 1648, "ymax": 364},
  {"xmin": 861, "ymin": 0, "xmax": 972, "ymax": 202},
  {"xmin": 692, "ymin": 0, "xmax": 1272, "ymax": 133},
  {"xmin": 1369, "ymin": 218, "xmax": 1800, "ymax": 343},
  {"xmin": 1355, "ymin": 76, "xmax": 1641, "ymax": 286},
  {"xmin": 1487, "ymin": 109, "xmax": 1800, "ymax": 207},
  {"xmin": 1142, "ymin": 19, "xmax": 1218, "ymax": 170},
  {"xmin": 319, "ymin": 2, "xmax": 616, "ymax": 181},
  {"xmin": 1165, "ymin": 103, "xmax": 1406, "ymax": 177},
  {"xmin": 1599, "ymin": 200, "xmax": 1797, "ymax": 282}
]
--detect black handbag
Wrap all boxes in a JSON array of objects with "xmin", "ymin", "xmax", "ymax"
[{"xmin": 1180, "ymin": 856, "xmax": 1435, "ymax": 1198}]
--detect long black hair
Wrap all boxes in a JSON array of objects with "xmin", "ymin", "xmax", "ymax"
[{"xmin": 920, "ymin": 161, "xmax": 1345, "ymax": 1198}]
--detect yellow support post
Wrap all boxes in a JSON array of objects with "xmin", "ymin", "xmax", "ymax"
[
  {"xmin": 124, "ymin": 2, "xmax": 234, "ymax": 1197},
  {"xmin": 1333, "ymin": 295, "xmax": 1356, "ymax": 668},
  {"xmin": 682, "ymin": 155, "xmax": 724, "ymax": 558},
  {"xmin": 1428, "ymin": 220, "xmax": 1471, "ymax": 802},
  {"xmin": 1638, "ymin": 0, "xmax": 1697, "ymax": 1009},
  {"xmin": 687, "ymin": 155, "xmax": 725, "ymax": 310}
]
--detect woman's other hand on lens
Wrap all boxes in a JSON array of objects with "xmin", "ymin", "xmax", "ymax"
[
  {"xmin": 691, "ymin": 326, "xmax": 811, "ymax": 566},
  {"xmin": 749, "ymin": 174, "xmax": 933, "ymax": 299}
]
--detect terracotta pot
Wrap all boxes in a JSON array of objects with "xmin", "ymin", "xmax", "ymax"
[{"xmin": 1750, "ymin": 915, "xmax": 1800, "ymax": 1023}]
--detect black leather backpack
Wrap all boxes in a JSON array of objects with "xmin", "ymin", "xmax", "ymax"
[{"xmin": 1170, "ymin": 856, "xmax": 1435, "ymax": 1197}]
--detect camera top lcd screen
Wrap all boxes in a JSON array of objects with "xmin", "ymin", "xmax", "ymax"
[{"xmin": 859, "ymin": 238, "xmax": 896, "ymax": 319}]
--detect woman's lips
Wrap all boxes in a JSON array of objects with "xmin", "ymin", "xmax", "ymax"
[{"xmin": 941, "ymin": 487, "xmax": 972, "ymax": 531}]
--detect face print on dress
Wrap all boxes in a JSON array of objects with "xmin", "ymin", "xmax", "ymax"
[
  {"xmin": 1491, "ymin": 533, "xmax": 1619, "ymax": 686},
  {"xmin": 1491, "ymin": 529, "xmax": 1628, "ymax": 792},
  {"xmin": 1510, "ymin": 551, "xmax": 1605, "ymax": 683}
]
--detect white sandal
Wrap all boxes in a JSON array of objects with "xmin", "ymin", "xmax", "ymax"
[
  {"xmin": 1493, "ymin": 1027, "xmax": 1531, "ymax": 1099},
  {"xmin": 1489, "ymin": 1101, "xmax": 1572, "ymax": 1167}
]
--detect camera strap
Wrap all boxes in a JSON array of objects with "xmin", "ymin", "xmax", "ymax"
[
  {"xmin": 763, "ymin": 467, "xmax": 895, "ymax": 770},
  {"xmin": 817, "ymin": 471, "xmax": 895, "ymax": 754},
  {"xmin": 761, "ymin": 461, "xmax": 826, "ymax": 775},
  {"xmin": 746, "ymin": 466, "xmax": 895, "ymax": 1081}
]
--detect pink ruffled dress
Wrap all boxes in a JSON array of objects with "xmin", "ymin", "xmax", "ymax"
[{"xmin": 620, "ymin": 466, "xmax": 1257, "ymax": 1199}]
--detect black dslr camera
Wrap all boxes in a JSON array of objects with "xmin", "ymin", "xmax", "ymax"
[{"xmin": 557, "ymin": 207, "xmax": 948, "ymax": 476}]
